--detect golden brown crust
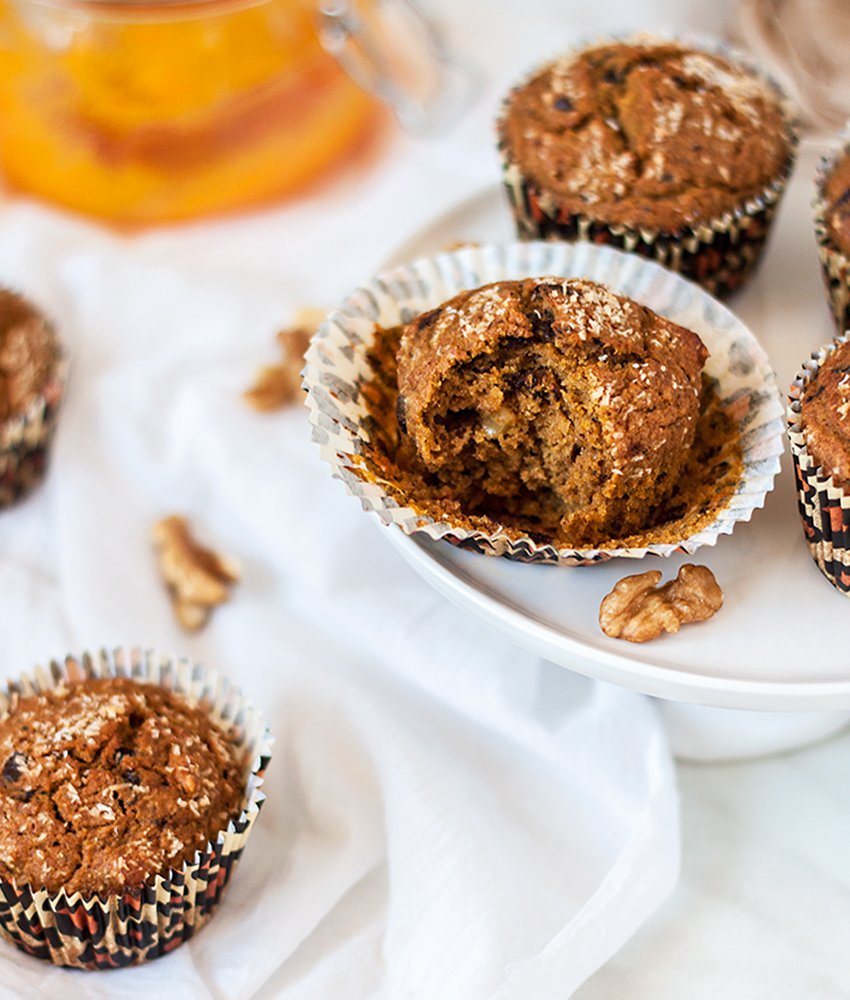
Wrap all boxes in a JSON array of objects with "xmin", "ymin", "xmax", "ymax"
[
  {"xmin": 396, "ymin": 278, "xmax": 708, "ymax": 544},
  {"xmin": 801, "ymin": 339, "xmax": 850, "ymax": 488},
  {"xmin": 499, "ymin": 41, "xmax": 790, "ymax": 231},
  {"xmin": 0, "ymin": 677, "xmax": 246, "ymax": 896}
]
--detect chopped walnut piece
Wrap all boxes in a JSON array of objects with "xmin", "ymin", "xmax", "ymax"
[
  {"xmin": 152, "ymin": 516, "xmax": 239, "ymax": 632},
  {"xmin": 599, "ymin": 564, "xmax": 723, "ymax": 643},
  {"xmin": 243, "ymin": 307, "xmax": 326, "ymax": 412}
]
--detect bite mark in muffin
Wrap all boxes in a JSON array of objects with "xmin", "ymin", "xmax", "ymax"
[{"xmin": 395, "ymin": 278, "xmax": 707, "ymax": 545}]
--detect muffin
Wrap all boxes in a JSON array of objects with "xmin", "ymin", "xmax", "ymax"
[
  {"xmin": 498, "ymin": 38, "xmax": 796, "ymax": 297},
  {"xmin": 396, "ymin": 277, "xmax": 708, "ymax": 544},
  {"xmin": 305, "ymin": 242, "xmax": 784, "ymax": 565},
  {"xmin": 0, "ymin": 289, "xmax": 66, "ymax": 507},
  {"xmin": 814, "ymin": 138, "xmax": 850, "ymax": 332},
  {"xmin": 0, "ymin": 648, "xmax": 272, "ymax": 970},
  {"xmin": 788, "ymin": 334, "xmax": 850, "ymax": 594}
]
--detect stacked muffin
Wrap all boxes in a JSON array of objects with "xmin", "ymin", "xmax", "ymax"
[{"xmin": 789, "ymin": 120, "xmax": 850, "ymax": 596}]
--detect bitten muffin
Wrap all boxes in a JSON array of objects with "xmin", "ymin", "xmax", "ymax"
[
  {"xmin": 815, "ymin": 140, "xmax": 850, "ymax": 331},
  {"xmin": 498, "ymin": 39, "xmax": 795, "ymax": 296},
  {"xmin": 396, "ymin": 277, "xmax": 708, "ymax": 545},
  {"xmin": 0, "ymin": 289, "xmax": 65, "ymax": 507},
  {"xmin": 0, "ymin": 676, "xmax": 246, "ymax": 896}
]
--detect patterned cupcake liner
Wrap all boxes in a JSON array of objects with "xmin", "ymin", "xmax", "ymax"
[
  {"xmin": 0, "ymin": 647, "xmax": 273, "ymax": 970},
  {"xmin": 0, "ymin": 295, "xmax": 67, "ymax": 509},
  {"xmin": 813, "ymin": 131, "xmax": 850, "ymax": 333},
  {"xmin": 788, "ymin": 334, "xmax": 850, "ymax": 595},
  {"xmin": 497, "ymin": 32, "xmax": 799, "ymax": 299},
  {"xmin": 305, "ymin": 241, "xmax": 784, "ymax": 566}
]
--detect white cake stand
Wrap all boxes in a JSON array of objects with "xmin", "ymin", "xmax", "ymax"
[{"xmin": 381, "ymin": 139, "xmax": 850, "ymax": 761}]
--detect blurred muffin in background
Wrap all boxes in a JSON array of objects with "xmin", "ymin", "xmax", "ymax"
[
  {"xmin": 498, "ymin": 36, "xmax": 796, "ymax": 297},
  {"xmin": 0, "ymin": 289, "xmax": 65, "ymax": 508}
]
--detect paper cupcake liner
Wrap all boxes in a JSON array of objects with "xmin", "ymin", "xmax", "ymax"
[
  {"xmin": 0, "ymin": 647, "xmax": 272, "ymax": 970},
  {"xmin": 497, "ymin": 32, "xmax": 798, "ymax": 299},
  {"xmin": 0, "ymin": 295, "xmax": 67, "ymax": 509},
  {"xmin": 305, "ymin": 241, "xmax": 784, "ymax": 566},
  {"xmin": 814, "ymin": 131, "xmax": 850, "ymax": 333},
  {"xmin": 788, "ymin": 334, "xmax": 850, "ymax": 594}
]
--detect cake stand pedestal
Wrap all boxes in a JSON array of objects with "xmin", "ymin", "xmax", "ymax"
[
  {"xmin": 382, "ymin": 143, "xmax": 849, "ymax": 762},
  {"xmin": 655, "ymin": 700, "xmax": 850, "ymax": 761}
]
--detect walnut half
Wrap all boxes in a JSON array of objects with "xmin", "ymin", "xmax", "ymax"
[
  {"xmin": 152, "ymin": 516, "xmax": 240, "ymax": 631},
  {"xmin": 599, "ymin": 564, "xmax": 723, "ymax": 643}
]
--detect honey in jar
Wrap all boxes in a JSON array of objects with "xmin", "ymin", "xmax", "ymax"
[{"xmin": 0, "ymin": 0, "xmax": 384, "ymax": 224}]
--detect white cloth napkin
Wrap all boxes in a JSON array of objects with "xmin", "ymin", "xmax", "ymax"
[
  {"xmin": 0, "ymin": 0, "xmax": 731, "ymax": 990},
  {"xmin": 0, "ymin": 203, "xmax": 678, "ymax": 998}
]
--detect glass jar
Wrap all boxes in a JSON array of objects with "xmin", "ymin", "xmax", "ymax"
[{"xmin": 0, "ymin": 0, "xmax": 410, "ymax": 224}]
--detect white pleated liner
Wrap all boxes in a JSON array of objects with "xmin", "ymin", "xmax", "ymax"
[{"xmin": 305, "ymin": 241, "xmax": 784, "ymax": 565}]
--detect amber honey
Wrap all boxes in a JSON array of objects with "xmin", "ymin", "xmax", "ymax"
[{"xmin": 0, "ymin": 0, "xmax": 382, "ymax": 224}]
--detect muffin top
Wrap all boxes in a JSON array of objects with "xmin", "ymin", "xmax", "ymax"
[
  {"xmin": 499, "ymin": 40, "xmax": 790, "ymax": 231},
  {"xmin": 0, "ymin": 290, "xmax": 60, "ymax": 422},
  {"xmin": 0, "ymin": 677, "xmax": 246, "ymax": 896},
  {"xmin": 801, "ymin": 338, "xmax": 850, "ymax": 489},
  {"xmin": 398, "ymin": 277, "xmax": 707, "ymax": 453},
  {"xmin": 821, "ymin": 146, "xmax": 850, "ymax": 256}
]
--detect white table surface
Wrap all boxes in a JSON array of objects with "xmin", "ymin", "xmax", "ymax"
[
  {"xmin": 4, "ymin": 0, "xmax": 850, "ymax": 996},
  {"xmin": 579, "ymin": 728, "xmax": 850, "ymax": 999}
]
